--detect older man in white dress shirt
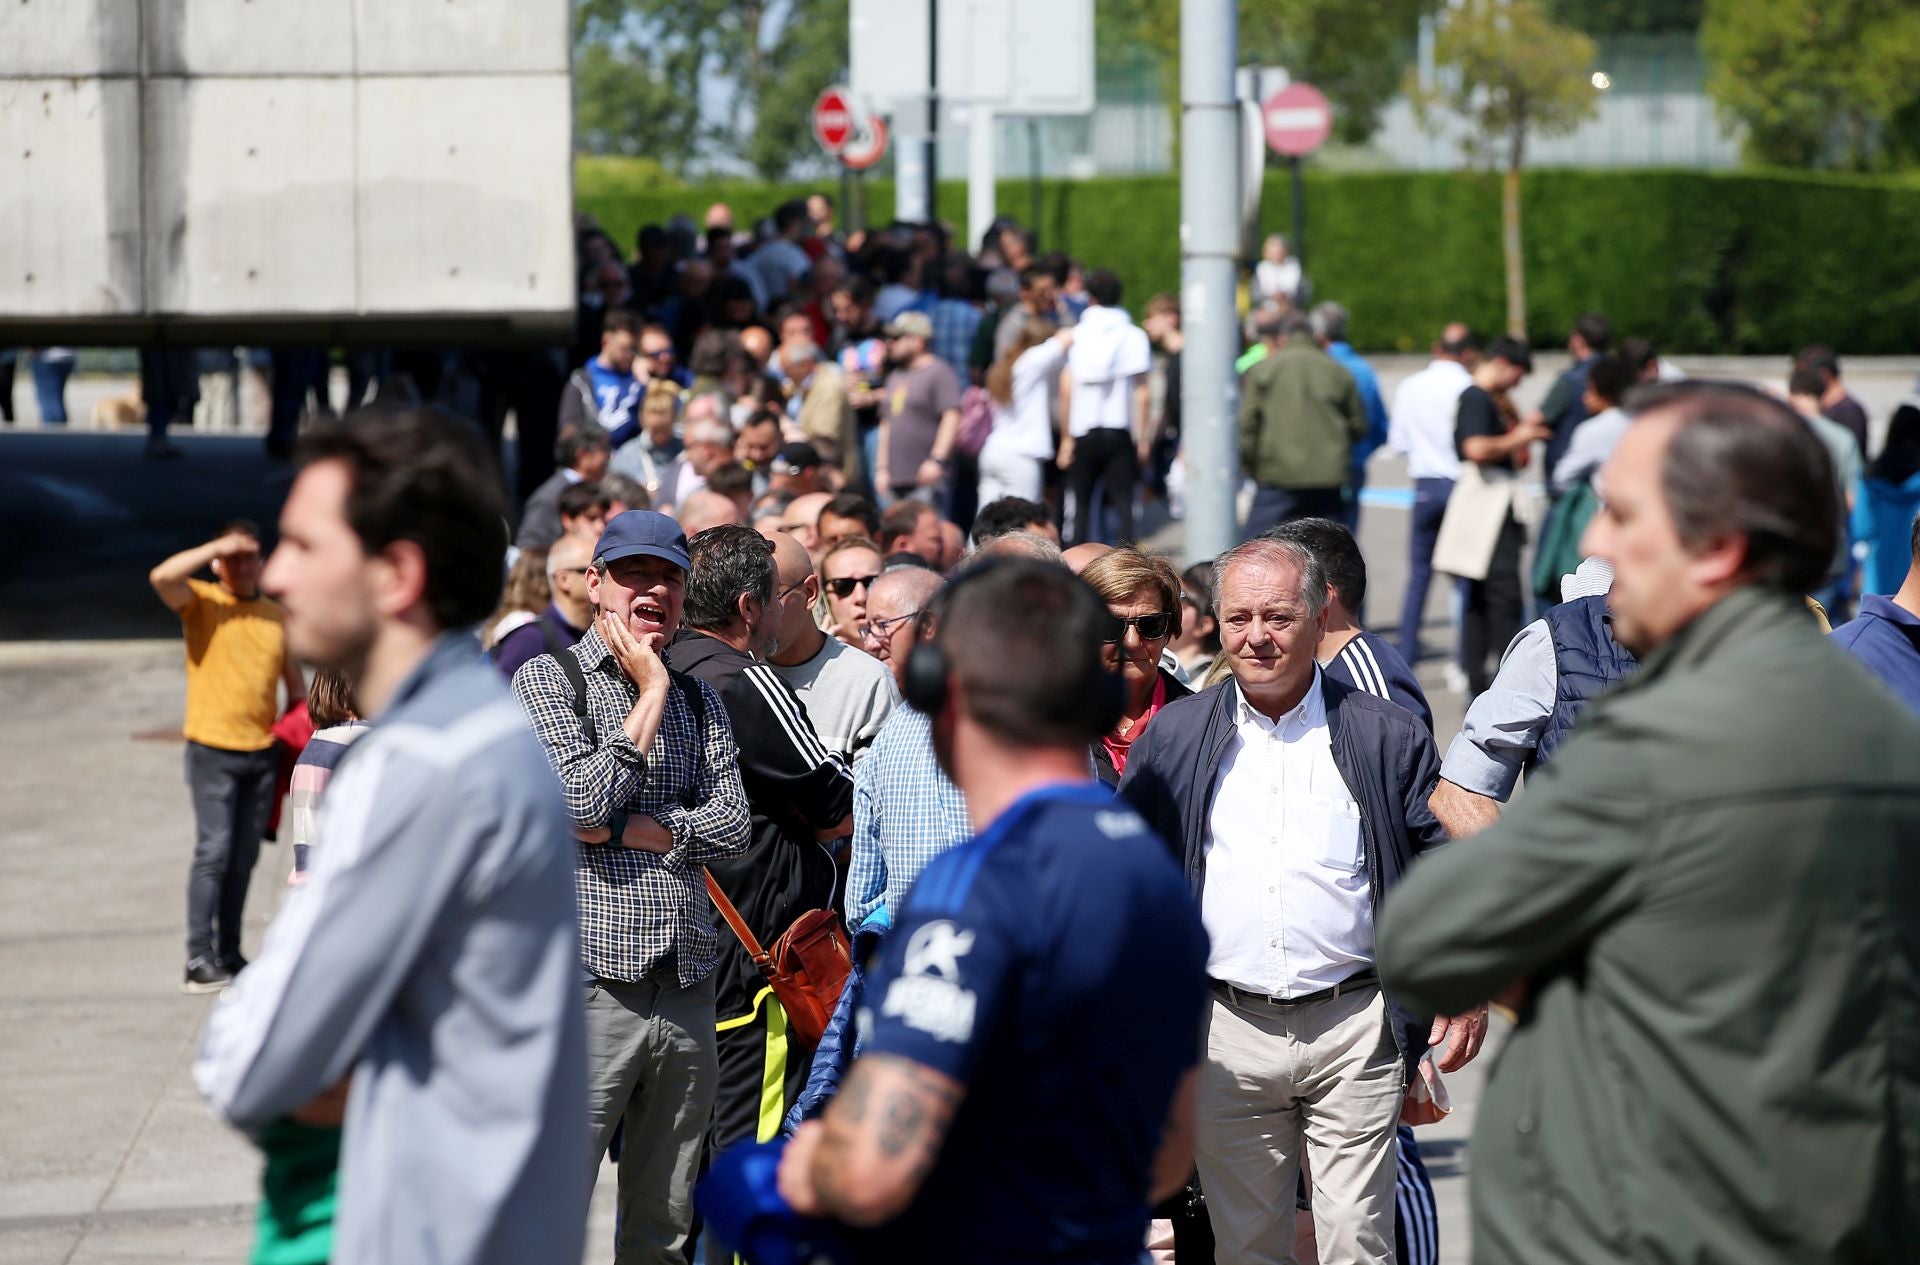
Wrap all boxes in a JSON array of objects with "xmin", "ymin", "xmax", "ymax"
[{"xmin": 1119, "ymin": 537, "xmax": 1486, "ymax": 1265}]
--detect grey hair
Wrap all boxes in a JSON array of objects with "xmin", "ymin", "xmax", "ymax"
[
  {"xmin": 785, "ymin": 340, "xmax": 822, "ymax": 366},
  {"xmin": 1251, "ymin": 305, "xmax": 1286, "ymax": 341},
  {"xmin": 1210, "ymin": 538, "xmax": 1328, "ymax": 620},
  {"xmin": 966, "ymin": 531, "xmax": 1065, "ymax": 565},
  {"xmin": 686, "ymin": 415, "xmax": 734, "ymax": 447},
  {"xmin": 683, "ymin": 392, "xmax": 726, "ymax": 425},
  {"xmin": 1310, "ymin": 301, "xmax": 1349, "ymax": 343},
  {"xmin": 985, "ymin": 266, "xmax": 1021, "ymax": 304}
]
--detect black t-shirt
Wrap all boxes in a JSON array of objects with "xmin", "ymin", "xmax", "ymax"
[
  {"xmin": 1825, "ymin": 396, "xmax": 1870, "ymax": 455},
  {"xmin": 1455, "ymin": 383, "xmax": 1521, "ymax": 470}
]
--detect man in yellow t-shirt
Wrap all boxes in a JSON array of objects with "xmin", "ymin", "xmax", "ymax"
[{"xmin": 150, "ymin": 521, "xmax": 304, "ymax": 993}]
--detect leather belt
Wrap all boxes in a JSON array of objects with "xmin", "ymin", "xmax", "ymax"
[{"xmin": 1211, "ymin": 970, "xmax": 1379, "ymax": 1010}]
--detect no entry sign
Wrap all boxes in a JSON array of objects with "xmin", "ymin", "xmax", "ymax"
[
  {"xmin": 1262, "ymin": 83, "xmax": 1333, "ymax": 158},
  {"xmin": 813, "ymin": 87, "xmax": 855, "ymax": 155}
]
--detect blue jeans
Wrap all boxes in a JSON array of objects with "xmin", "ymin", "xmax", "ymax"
[
  {"xmin": 30, "ymin": 355, "xmax": 73, "ymax": 424},
  {"xmin": 1397, "ymin": 478, "xmax": 1454, "ymax": 662}
]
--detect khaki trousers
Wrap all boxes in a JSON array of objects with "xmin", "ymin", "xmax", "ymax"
[
  {"xmin": 1197, "ymin": 984, "xmax": 1405, "ymax": 1265},
  {"xmin": 586, "ymin": 972, "xmax": 718, "ymax": 1265}
]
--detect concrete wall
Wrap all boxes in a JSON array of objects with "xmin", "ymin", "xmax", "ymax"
[{"xmin": 0, "ymin": 0, "xmax": 573, "ymax": 344}]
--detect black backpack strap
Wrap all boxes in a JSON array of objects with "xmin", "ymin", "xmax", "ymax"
[
  {"xmin": 536, "ymin": 612, "xmax": 569, "ymax": 656},
  {"xmin": 547, "ymin": 649, "xmax": 596, "ymax": 746},
  {"xmin": 670, "ymin": 670, "xmax": 708, "ymax": 808}
]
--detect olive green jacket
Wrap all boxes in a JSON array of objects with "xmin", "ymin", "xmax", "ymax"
[
  {"xmin": 1378, "ymin": 588, "xmax": 1920, "ymax": 1264},
  {"xmin": 1237, "ymin": 342, "xmax": 1365, "ymax": 489}
]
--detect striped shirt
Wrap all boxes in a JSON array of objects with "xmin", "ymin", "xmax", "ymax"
[
  {"xmin": 288, "ymin": 720, "xmax": 369, "ymax": 873},
  {"xmin": 512, "ymin": 626, "xmax": 752, "ymax": 985}
]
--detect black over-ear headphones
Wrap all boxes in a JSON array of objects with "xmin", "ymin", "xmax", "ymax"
[{"xmin": 903, "ymin": 567, "xmax": 1130, "ymax": 739}]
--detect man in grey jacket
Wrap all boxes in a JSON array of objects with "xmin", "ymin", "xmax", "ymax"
[{"xmin": 195, "ymin": 410, "xmax": 590, "ymax": 1265}]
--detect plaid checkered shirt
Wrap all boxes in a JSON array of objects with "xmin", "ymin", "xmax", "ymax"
[{"xmin": 513, "ymin": 626, "xmax": 751, "ymax": 985}]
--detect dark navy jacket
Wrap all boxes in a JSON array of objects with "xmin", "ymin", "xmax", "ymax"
[
  {"xmin": 1117, "ymin": 674, "xmax": 1448, "ymax": 1072},
  {"xmin": 1536, "ymin": 596, "xmax": 1638, "ymax": 766}
]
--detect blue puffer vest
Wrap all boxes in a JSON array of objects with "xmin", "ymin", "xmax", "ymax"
[{"xmin": 1536, "ymin": 595, "xmax": 1639, "ymax": 767}]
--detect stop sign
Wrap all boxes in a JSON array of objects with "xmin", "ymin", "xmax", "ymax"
[
  {"xmin": 1262, "ymin": 83, "xmax": 1332, "ymax": 158},
  {"xmin": 813, "ymin": 87, "xmax": 854, "ymax": 155}
]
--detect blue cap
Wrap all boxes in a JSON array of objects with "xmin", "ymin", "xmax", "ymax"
[{"xmin": 595, "ymin": 510, "xmax": 691, "ymax": 572}]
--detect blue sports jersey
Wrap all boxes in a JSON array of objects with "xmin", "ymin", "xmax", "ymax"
[
  {"xmin": 849, "ymin": 782, "xmax": 1209, "ymax": 1265},
  {"xmin": 585, "ymin": 358, "xmax": 645, "ymax": 443}
]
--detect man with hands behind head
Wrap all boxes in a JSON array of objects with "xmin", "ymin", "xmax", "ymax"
[
  {"xmin": 150, "ymin": 520, "xmax": 305, "ymax": 993},
  {"xmin": 513, "ymin": 509, "xmax": 753, "ymax": 1265}
]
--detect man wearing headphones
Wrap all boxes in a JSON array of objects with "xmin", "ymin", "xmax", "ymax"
[{"xmin": 773, "ymin": 560, "xmax": 1211, "ymax": 1263}]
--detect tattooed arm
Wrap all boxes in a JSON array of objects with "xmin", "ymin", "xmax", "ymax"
[{"xmin": 778, "ymin": 1054, "xmax": 966, "ymax": 1226}]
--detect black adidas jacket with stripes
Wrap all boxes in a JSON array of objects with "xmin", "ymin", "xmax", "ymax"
[{"xmin": 668, "ymin": 629, "xmax": 853, "ymax": 1019}]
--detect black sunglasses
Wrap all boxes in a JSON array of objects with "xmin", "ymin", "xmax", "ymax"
[
  {"xmin": 1102, "ymin": 612, "xmax": 1174, "ymax": 643},
  {"xmin": 826, "ymin": 574, "xmax": 880, "ymax": 599}
]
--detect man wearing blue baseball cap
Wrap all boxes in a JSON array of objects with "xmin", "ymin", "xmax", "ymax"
[{"xmin": 513, "ymin": 509, "xmax": 754, "ymax": 1265}]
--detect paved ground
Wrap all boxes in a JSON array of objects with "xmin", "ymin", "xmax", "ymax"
[{"xmin": 5, "ymin": 352, "xmax": 1911, "ymax": 1262}]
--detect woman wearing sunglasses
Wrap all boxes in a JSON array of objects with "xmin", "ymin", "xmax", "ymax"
[{"xmin": 1081, "ymin": 547, "xmax": 1193, "ymax": 786}]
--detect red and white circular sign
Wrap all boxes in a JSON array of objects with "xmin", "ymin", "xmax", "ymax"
[
  {"xmin": 1262, "ymin": 83, "xmax": 1333, "ymax": 158},
  {"xmin": 813, "ymin": 87, "xmax": 854, "ymax": 155},
  {"xmin": 839, "ymin": 113, "xmax": 888, "ymax": 172}
]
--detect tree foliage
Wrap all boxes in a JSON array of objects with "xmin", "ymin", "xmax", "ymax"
[
  {"xmin": 1701, "ymin": 0, "xmax": 1920, "ymax": 172},
  {"xmin": 1543, "ymin": 0, "xmax": 1701, "ymax": 35},
  {"xmin": 573, "ymin": 0, "xmax": 849, "ymax": 180},
  {"xmin": 1407, "ymin": 0, "xmax": 1598, "ymax": 336},
  {"xmin": 1101, "ymin": 0, "xmax": 1433, "ymax": 146}
]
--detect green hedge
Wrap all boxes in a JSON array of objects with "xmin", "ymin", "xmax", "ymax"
[{"xmin": 576, "ymin": 159, "xmax": 1920, "ymax": 354}]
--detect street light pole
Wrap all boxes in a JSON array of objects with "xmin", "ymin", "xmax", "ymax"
[{"xmin": 1180, "ymin": 0, "xmax": 1241, "ymax": 564}]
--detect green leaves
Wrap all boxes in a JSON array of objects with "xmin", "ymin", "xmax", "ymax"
[
  {"xmin": 573, "ymin": 0, "xmax": 849, "ymax": 180},
  {"xmin": 1701, "ymin": 0, "xmax": 1920, "ymax": 171},
  {"xmin": 1407, "ymin": 0, "xmax": 1601, "ymax": 168}
]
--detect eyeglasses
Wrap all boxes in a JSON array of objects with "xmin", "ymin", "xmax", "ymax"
[
  {"xmin": 776, "ymin": 576, "xmax": 812, "ymax": 600},
  {"xmin": 859, "ymin": 610, "xmax": 922, "ymax": 643},
  {"xmin": 553, "ymin": 566, "xmax": 592, "ymax": 578},
  {"xmin": 1101, "ymin": 612, "xmax": 1175, "ymax": 643},
  {"xmin": 826, "ymin": 574, "xmax": 880, "ymax": 599},
  {"xmin": 644, "ymin": 347, "xmax": 675, "ymax": 360}
]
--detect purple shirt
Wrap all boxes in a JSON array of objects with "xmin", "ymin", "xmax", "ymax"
[{"xmin": 495, "ymin": 605, "xmax": 586, "ymax": 682}]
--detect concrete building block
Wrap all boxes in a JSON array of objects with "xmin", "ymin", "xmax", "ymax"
[
  {"xmin": 354, "ymin": 0, "xmax": 569, "ymax": 74},
  {"xmin": 144, "ymin": 0, "xmax": 354, "ymax": 77},
  {"xmin": 144, "ymin": 78, "xmax": 357, "ymax": 314},
  {"xmin": 357, "ymin": 75, "xmax": 573, "ymax": 315},
  {"xmin": 0, "ymin": 78, "xmax": 143, "ymax": 316},
  {"xmin": 0, "ymin": 1, "xmax": 138, "ymax": 77}
]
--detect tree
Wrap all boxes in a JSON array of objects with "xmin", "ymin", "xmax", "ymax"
[
  {"xmin": 1407, "ymin": 0, "xmax": 1599, "ymax": 338},
  {"xmin": 1701, "ymin": 0, "xmax": 1920, "ymax": 172},
  {"xmin": 1544, "ymin": 0, "xmax": 1701, "ymax": 34},
  {"xmin": 1102, "ymin": 0, "xmax": 1434, "ymax": 146},
  {"xmin": 573, "ymin": 0, "xmax": 849, "ymax": 180}
]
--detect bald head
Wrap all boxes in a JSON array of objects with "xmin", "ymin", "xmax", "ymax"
[
  {"xmin": 868, "ymin": 567, "xmax": 944, "ymax": 624},
  {"xmin": 549, "ymin": 532, "xmax": 595, "ymax": 572},
  {"xmin": 771, "ymin": 531, "xmax": 813, "ymax": 589},
  {"xmin": 789, "ymin": 491, "xmax": 833, "ymax": 531},
  {"xmin": 679, "ymin": 489, "xmax": 743, "ymax": 536},
  {"xmin": 1062, "ymin": 542, "xmax": 1114, "ymax": 574}
]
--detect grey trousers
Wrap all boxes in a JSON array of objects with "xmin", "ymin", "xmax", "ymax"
[
  {"xmin": 587, "ymin": 971, "xmax": 718, "ymax": 1265},
  {"xmin": 1197, "ymin": 984, "xmax": 1406, "ymax": 1265},
  {"xmin": 184, "ymin": 740, "xmax": 277, "ymax": 964}
]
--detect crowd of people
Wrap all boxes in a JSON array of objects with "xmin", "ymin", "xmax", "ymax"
[{"xmin": 136, "ymin": 196, "xmax": 1920, "ymax": 1265}]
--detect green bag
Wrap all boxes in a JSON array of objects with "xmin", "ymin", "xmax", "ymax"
[{"xmin": 1531, "ymin": 478, "xmax": 1601, "ymax": 604}]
